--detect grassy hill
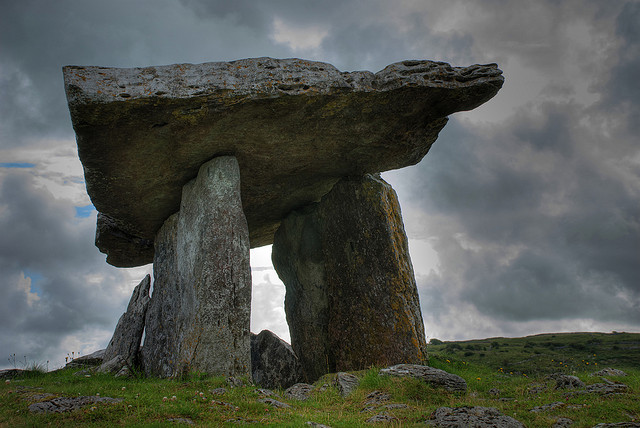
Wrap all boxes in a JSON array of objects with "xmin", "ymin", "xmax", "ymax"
[{"xmin": 1, "ymin": 332, "xmax": 638, "ymax": 427}]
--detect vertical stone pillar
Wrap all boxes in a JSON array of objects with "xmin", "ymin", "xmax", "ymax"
[
  {"xmin": 143, "ymin": 156, "xmax": 252, "ymax": 378},
  {"xmin": 272, "ymin": 174, "xmax": 427, "ymax": 381}
]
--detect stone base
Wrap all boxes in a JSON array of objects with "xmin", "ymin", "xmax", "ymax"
[
  {"xmin": 142, "ymin": 156, "xmax": 251, "ymax": 378},
  {"xmin": 272, "ymin": 174, "xmax": 427, "ymax": 382}
]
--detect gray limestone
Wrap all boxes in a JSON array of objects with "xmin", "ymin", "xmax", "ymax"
[
  {"xmin": 380, "ymin": 364, "xmax": 468, "ymax": 393},
  {"xmin": 142, "ymin": 156, "xmax": 251, "ymax": 378},
  {"xmin": 28, "ymin": 396, "xmax": 122, "ymax": 414},
  {"xmin": 63, "ymin": 57, "xmax": 503, "ymax": 267},
  {"xmin": 272, "ymin": 174, "xmax": 427, "ymax": 381},
  {"xmin": 426, "ymin": 406, "xmax": 524, "ymax": 427},
  {"xmin": 334, "ymin": 372, "xmax": 360, "ymax": 397},
  {"xmin": 102, "ymin": 274, "xmax": 150, "ymax": 367},
  {"xmin": 251, "ymin": 330, "xmax": 304, "ymax": 389}
]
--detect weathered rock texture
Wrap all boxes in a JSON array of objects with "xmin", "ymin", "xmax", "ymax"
[
  {"xmin": 142, "ymin": 156, "xmax": 251, "ymax": 378},
  {"xmin": 272, "ymin": 174, "xmax": 427, "ymax": 381},
  {"xmin": 250, "ymin": 330, "xmax": 304, "ymax": 389},
  {"xmin": 380, "ymin": 364, "xmax": 467, "ymax": 393},
  {"xmin": 427, "ymin": 406, "xmax": 524, "ymax": 427},
  {"xmin": 102, "ymin": 274, "xmax": 150, "ymax": 367},
  {"xmin": 63, "ymin": 57, "xmax": 503, "ymax": 267}
]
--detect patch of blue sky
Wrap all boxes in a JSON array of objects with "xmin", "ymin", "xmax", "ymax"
[
  {"xmin": 24, "ymin": 269, "xmax": 44, "ymax": 296},
  {"xmin": 0, "ymin": 162, "xmax": 36, "ymax": 168},
  {"xmin": 75, "ymin": 204, "xmax": 96, "ymax": 218}
]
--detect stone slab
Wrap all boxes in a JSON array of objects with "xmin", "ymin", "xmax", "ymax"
[
  {"xmin": 63, "ymin": 57, "xmax": 503, "ymax": 266},
  {"xmin": 102, "ymin": 274, "xmax": 150, "ymax": 367},
  {"xmin": 142, "ymin": 156, "xmax": 251, "ymax": 378},
  {"xmin": 272, "ymin": 174, "xmax": 428, "ymax": 380}
]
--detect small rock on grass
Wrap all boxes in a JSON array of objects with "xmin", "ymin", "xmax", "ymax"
[
  {"xmin": 167, "ymin": 417, "xmax": 195, "ymax": 425},
  {"xmin": 553, "ymin": 417, "xmax": 574, "ymax": 428},
  {"xmin": 258, "ymin": 397, "xmax": 291, "ymax": 408},
  {"xmin": 530, "ymin": 402, "xmax": 565, "ymax": 413},
  {"xmin": 380, "ymin": 364, "xmax": 467, "ymax": 393},
  {"xmin": 306, "ymin": 422, "xmax": 332, "ymax": 428},
  {"xmin": 284, "ymin": 383, "xmax": 314, "ymax": 400},
  {"xmin": 334, "ymin": 372, "xmax": 359, "ymax": 397},
  {"xmin": 553, "ymin": 375, "xmax": 585, "ymax": 390},
  {"xmin": 591, "ymin": 368, "xmax": 628, "ymax": 377},
  {"xmin": 366, "ymin": 413, "xmax": 398, "ymax": 423},
  {"xmin": 426, "ymin": 406, "xmax": 524, "ymax": 428},
  {"xmin": 28, "ymin": 396, "xmax": 122, "ymax": 414},
  {"xmin": 591, "ymin": 423, "xmax": 640, "ymax": 427}
]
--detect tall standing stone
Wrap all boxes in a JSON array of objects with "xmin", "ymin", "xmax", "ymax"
[
  {"xmin": 102, "ymin": 274, "xmax": 151, "ymax": 367},
  {"xmin": 142, "ymin": 156, "xmax": 252, "ymax": 378},
  {"xmin": 141, "ymin": 213, "xmax": 181, "ymax": 378},
  {"xmin": 272, "ymin": 174, "xmax": 427, "ymax": 381}
]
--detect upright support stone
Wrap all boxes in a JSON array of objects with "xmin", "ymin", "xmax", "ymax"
[
  {"xmin": 102, "ymin": 274, "xmax": 151, "ymax": 368},
  {"xmin": 142, "ymin": 156, "xmax": 252, "ymax": 378},
  {"xmin": 273, "ymin": 174, "xmax": 427, "ymax": 381}
]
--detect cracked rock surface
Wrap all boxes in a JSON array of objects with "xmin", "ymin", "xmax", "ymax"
[{"xmin": 63, "ymin": 57, "xmax": 503, "ymax": 267}]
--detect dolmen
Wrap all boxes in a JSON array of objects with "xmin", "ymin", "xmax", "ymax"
[{"xmin": 63, "ymin": 57, "xmax": 503, "ymax": 380}]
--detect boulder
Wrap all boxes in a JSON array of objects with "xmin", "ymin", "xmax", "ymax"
[
  {"xmin": 65, "ymin": 349, "xmax": 105, "ymax": 368},
  {"xmin": 380, "ymin": 364, "xmax": 467, "ymax": 393},
  {"xmin": 98, "ymin": 355, "xmax": 131, "ymax": 377},
  {"xmin": 142, "ymin": 156, "xmax": 251, "ymax": 378},
  {"xmin": 426, "ymin": 406, "xmax": 524, "ymax": 427},
  {"xmin": 591, "ymin": 368, "xmax": 627, "ymax": 377},
  {"xmin": 334, "ymin": 372, "xmax": 360, "ymax": 397},
  {"xmin": 250, "ymin": 330, "xmax": 304, "ymax": 389},
  {"xmin": 258, "ymin": 398, "xmax": 291, "ymax": 408},
  {"xmin": 284, "ymin": 383, "xmax": 315, "ymax": 401},
  {"xmin": 102, "ymin": 274, "xmax": 151, "ymax": 367},
  {"xmin": 63, "ymin": 57, "xmax": 503, "ymax": 267},
  {"xmin": 272, "ymin": 174, "xmax": 428, "ymax": 380},
  {"xmin": 554, "ymin": 375, "xmax": 585, "ymax": 390},
  {"xmin": 28, "ymin": 396, "xmax": 122, "ymax": 414}
]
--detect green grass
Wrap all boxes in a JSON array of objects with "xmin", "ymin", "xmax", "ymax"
[{"xmin": 1, "ymin": 332, "xmax": 638, "ymax": 427}]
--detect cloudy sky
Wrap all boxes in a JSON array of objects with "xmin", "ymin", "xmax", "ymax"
[{"xmin": 1, "ymin": 0, "xmax": 638, "ymax": 370}]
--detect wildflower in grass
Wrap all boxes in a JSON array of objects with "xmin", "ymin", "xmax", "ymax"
[
  {"xmin": 171, "ymin": 396, "xmax": 177, "ymax": 401},
  {"xmin": 90, "ymin": 406, "xmax": 97, "ymax": 411},
  {"xmin": 476, "ymin": 377, "xmax": 481, "ymax": 381},
  {"xmin": 122, "ymin": 387, "xmax": 126, "ymax": 390},
  {"xmin": 163, "ymin": 396, "xmax": 169, "ymax": 402},
  {"xmin": 446, "ymin": 359, "xmax": 450, "ymax": 363},
  {"xmin": 5, "ymin": 380, "xmax": 9, "ymax": 384}
]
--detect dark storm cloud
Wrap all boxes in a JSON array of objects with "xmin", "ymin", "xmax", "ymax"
[
  {"xmin": 0, "ymin": 0, "xmax": 289, "ymax": 148},
  {"xmin": 401, "ymin": 94, "xmax": 640, "ymax": 325},
  {"xmin": 0, "ymin": 171, "xmax": 130, "ymax": 365},
  {"xmin": 600, "ymin": 1, "xmax": 640, "ymax": 133}
]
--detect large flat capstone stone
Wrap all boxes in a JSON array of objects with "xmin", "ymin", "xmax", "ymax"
[{"xmin": 63, "ymin": 57, "xmax": 503, "ymax": 267}]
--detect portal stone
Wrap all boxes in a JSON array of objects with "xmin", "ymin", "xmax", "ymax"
[
  {"xmin": 142, "ymin": 156, "xmax": 251, "ymax": 378},
  {"xmin": 272, "ymin": 174, "xmax": 427, "ymax": 381},
  {"xmin": 102, "ymin": 274, "xmax": 150, "ymax": 367}
]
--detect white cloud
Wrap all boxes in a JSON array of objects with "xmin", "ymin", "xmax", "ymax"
[{"xmin": 271, "ymin": 17, "xmax": 329, "ymax": 52}]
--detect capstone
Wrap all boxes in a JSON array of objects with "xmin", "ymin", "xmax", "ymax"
[{"xmin": 63, "ymin": 58, "xmax": 503, "ymax": 267}]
